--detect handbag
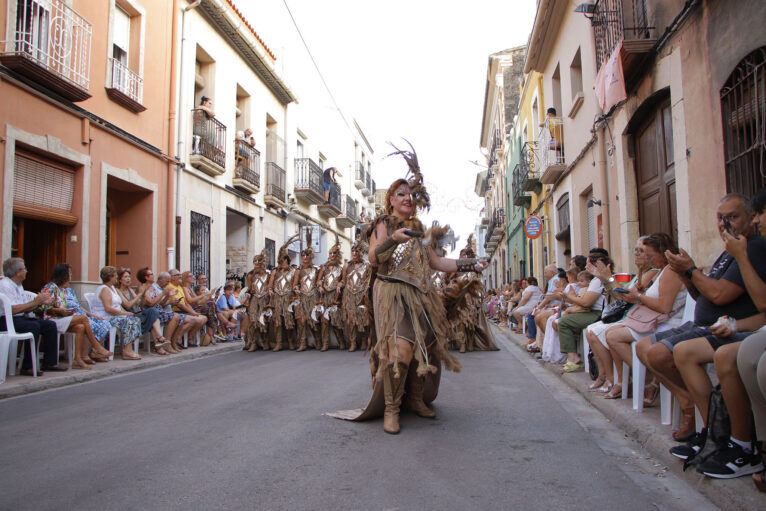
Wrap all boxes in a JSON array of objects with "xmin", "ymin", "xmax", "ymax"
[
  {"xmin": 621, "ymin": 305, "xmax": 669, "ymax": 333},
  {"xmin": 601, "ymin": 299, "xmax": 631, "ymax": 324}
]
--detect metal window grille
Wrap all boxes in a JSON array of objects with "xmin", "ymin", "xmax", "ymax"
[
  {"xmin": 720, "ymin": 47, "xmax": 766, "ymax": 197},
  {"xmin": 265, "ymin": 238, "xmax": 275, "ymax": 269},
  {"xmin": 190, "ymin": 211, "xmax": 210, "ymax": 283}
]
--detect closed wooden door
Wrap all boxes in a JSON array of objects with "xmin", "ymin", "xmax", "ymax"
[
  {"xmin": 634, "ymin": 100, "xmax": 677, "ymax": 241},
  {"xmin": 12, "ymin": 217, "xmax": 67, "ymax": 293}
]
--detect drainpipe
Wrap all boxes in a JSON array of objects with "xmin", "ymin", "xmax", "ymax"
[
  {"xmin": 174, "ymin": 0, "xmax": 202, "ymax": 269},
  {"xmin": 166, "ymin": 0, "xmax": 182, "ymax": 271},
  {"xmin": 595, "ymin": 125, "xmax": 611, "ymax": 256}
]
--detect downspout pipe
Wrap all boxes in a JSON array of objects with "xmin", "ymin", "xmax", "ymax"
[{"xmin": 166, "ymin": 0, "xmax": 182, "ymax": 271}]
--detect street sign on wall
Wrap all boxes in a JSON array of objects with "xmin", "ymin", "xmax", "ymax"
[{"xmin": 525, "ymin": 215, "xmax": 543, "ymax": 239}]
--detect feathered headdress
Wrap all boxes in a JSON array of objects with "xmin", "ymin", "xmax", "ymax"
[
  {"xmin": 424, "ymin": 221, "xmax": 459, "ymax": 256},
  {"xmin": 388, "ymin": 139, "xmax": 430, "ymax": 212},
  {"xmin": 329, "ymin": 232, "xmax": 341, "ymax": 260},
  {"xmin": 253, "ymin": 247, "xmax": 268, "ymax": 265},
  {"xmin": 278, "ymin": 233, "xmax": 300, "ymax": 264},
  {"xmin": 301, "ymin": 227, "xmax": 314, "ymax": 258},
  {"xmin": 460, "ymin": 233, "xmax": 476, "ymax": 259}
]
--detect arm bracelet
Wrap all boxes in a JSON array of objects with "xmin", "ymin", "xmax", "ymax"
[
  {"xmin": 374, "ymin": 236, "xmax": 399, "ymax": 264},
  {"xmin": 456, "ymin": 258, "xmax": 479, "ymax": 273}
]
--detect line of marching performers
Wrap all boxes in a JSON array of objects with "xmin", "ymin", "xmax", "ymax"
[{"xmin": 241, "ymin": 228, "xmax": 498, "ymax": 354}]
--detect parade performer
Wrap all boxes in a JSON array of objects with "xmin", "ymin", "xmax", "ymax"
[
  {"xmin": 341, "ymin": 236, "xmax": 373, "ymax": 352},
  {"xmin": 317, "ymin": 235, "xmax": 345, "ymax": 351},
  {"xmin": 293, "ymin": 229, "xmax": 320, "ymax": 352},
  {"xmin": 267, "ymin": 235, "xmax": 299, "ymax": 351},
  {"xmin": 453, "ymin": 235, "xmax": 499, "ymax": 352},
  {"xmin": 327, "ymin": 141, "xmax": 487, "ymax": 434},
  {"xmin": 245, "ymin": 249, "xmax": 271, "ymax": 351}
]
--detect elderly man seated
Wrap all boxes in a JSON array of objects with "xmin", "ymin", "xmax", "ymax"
[{"xmin": 0, "ymin": 257, "xmax": 67, "ymax": 375}]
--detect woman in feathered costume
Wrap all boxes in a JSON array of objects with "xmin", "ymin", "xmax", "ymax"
[
  {"xmin": 245, "ymin": 248, "xmax": 271, "ymax": 351},
  {"xmin": 267, "ymin": 234, "xmax": 299, "ymax": 351},
  {"xmin": 327, "ymin": 141, "xmax": 487, "ymax": 434}
]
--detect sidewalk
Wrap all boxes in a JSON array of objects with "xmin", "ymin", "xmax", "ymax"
[
  {"xmin": 0, "ymin": 341, "xmax": 245, "ymax": 400},
  {"xmin": 493, "ymin": 322, "xmax": 762, "ymax": 511}
]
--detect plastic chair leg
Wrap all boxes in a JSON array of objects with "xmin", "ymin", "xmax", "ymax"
[
  {"xmin": 661, "ymin": 384, "xmax": 673, "ymax": 425},
  {"xmin": 581, "ymin": 330, "xmax": 589, "ymax": 375},
  {"xmin": 632, "ymin": 342, "xmax": 646, "ymax": 411},
  {"xmin": 0, "ymin": 335, "xmax": 9, "ymax": 383}
]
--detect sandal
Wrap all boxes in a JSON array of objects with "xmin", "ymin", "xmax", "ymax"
[
  {"xmin": 154, "ymin": 337, "xmax": 171, "ymax": 349},
  {"xmin": 588, "ymin": 377, "xmax": 606, "ymax": 391},
  {"xmin": 122, "ymin": 353, "xmax": 142, "ymax": 360},
  {"xmin": 152, "ymin": 347, "xmax": 170, "ymax": 356},
  {"xmin": 596, "ymin": 381, "xmax": 614, "ymax": 394},
  {"xmin": 604, "ymin": 384, "xmax": 623, "ymax": 399},
  {"xmin": 561, "ymin": 361, "xmax": 583, "ymax": 373},
  {"xmin": 643, "ymin": 381, "xmax": 660, "ymax": 408}
]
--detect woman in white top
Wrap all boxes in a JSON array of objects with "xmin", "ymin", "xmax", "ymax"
[
  {"xmin": 585, "ymin": 236, "xmax": 661, "ymax": 393},
  {"xmin": 603, "ymin": 233, "xmax": 686, "ymax": 400},
  {"xmin": 94, "ymin": 266, "xmax": 144, "ymax": 360},
  {"xmin": 511, "ymin": 277, "xmax": 543, "ymax": 333}
]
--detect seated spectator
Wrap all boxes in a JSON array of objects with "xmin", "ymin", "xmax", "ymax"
[
  {"xmin": 41, "ymin": 263, "xmax": 113, "ymax": 369},
  {"xmin": 114, "ymin": 268, "xmax": 171, "ymax": 355},
  {"xmin": 556, "ymin": 248, "xmax": 610, "ymax": 372},
  {"xmin": 636, "ymin": 193, "xmax": 766, "ymax": 442},
  {"xmin": 141, "ymin": 270, "xmax": 185, "ymax": 352},
  {"xmin": 58, "ymin": 273, "xmax": 112, "ymax": 363},
  {"xmin": 527, "ymin": 265, "xmax": 563, "ymax": 351},
  {"xmin": 669, "ymin": 188, "xmax": 766, "ymax": 483},
  {"xmin": 216, "ymin": 282, "xmax": 248, "ymax": 340},
  {"xmin": 540, "ymin": 268, "xmax": 581, "ymax": 364},
  {"xmin": 0, "ymin": 257, "xmax": 66, "ymax": 375},
  {"xmin": 585, "ymin": 236, "xmax": 660, "ymax": 393},
  {"xmin": 181, "ymin": 272, "xmax": 216, "ymax": 346},
  {"xmin": 93, "ymin": 266, "xmax": 143, "ymax": 360},
  {"xmin": 511, "ymin": 277, "xmax": 542, "ymax": 334},
  {"xmin": 167, "ymin": 269, "xmax": 207, "ymax": 345},
  {"xmin": 602, "ymin": 233, "xmax": 686, "ymax": 399}
]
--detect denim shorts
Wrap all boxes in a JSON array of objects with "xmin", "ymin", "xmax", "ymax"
[
  {"xmin": 323, "ymin": 181, "xmax": 331, "ymax": 191},
  {"xmin": 652, "ymin": 321, "xmax": 710, "ymax": 353}
]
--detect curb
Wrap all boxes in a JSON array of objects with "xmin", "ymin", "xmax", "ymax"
[
  {"xmin": 493, "ymin": 323, "xmax": 762, "ymax": 511},
  {"xmin": 0, "ymin": 341, "xmax": 245, "ymax": 400}
]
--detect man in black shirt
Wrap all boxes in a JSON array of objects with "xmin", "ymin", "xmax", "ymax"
[
  {"xmin": 635, "ymin": 193, "xmax": 766, "ymax": 441},
  {"xmin": 322, "ymin": 167, "xmax": 341, "ymax": 204}
]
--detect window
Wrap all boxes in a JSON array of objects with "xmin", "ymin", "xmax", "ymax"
[
  {"xmin": 551, "ymin": 64, "xmax": 562, "ymax": 118},
  {"xmin": 569, "ymin": 48, "xmax": 584, "ymax": 119},
  {"xmin": 190, "ymin": 212, "xmax": 211, "ymax": 283},
  {"xmin": 236, "ymin": 84, "xmax": 251, "ymax": 134},
  {"xmin": 265, "ymin": 238, "xmax": 275, "ymax": 269},
  {"xmin": 107, "ymin": 1, "xmax": 145, "ymax": 107},
  {"xmin": 721, "ymin": 47, "xmax": 766, "ymax": 197}
]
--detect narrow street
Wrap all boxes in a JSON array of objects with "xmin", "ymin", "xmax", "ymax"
[{"xmin": 0, "ymin": 328, "xmax": 715, "ymax": 510}]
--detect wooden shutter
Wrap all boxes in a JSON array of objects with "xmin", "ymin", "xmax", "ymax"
[{"xmin": 13, "ymin": 152, "xmax": 78, "ymax": 225}]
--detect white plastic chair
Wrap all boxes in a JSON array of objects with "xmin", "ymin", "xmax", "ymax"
[
  {"xmin": 0, "ymin": 334, "xmax": 11, "ymax": 383},
  {"xmin": 84, "ymin": 292, "xmax": 118, "ymax": 361},
  {"xmin": 0, "ymin": 294, "xmax": 38, "ymax": 377}
]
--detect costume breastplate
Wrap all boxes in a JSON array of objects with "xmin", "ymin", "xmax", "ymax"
[
  {"xmin": 322, "ymin": 264, "xmax": 343, "ymax": 291},
  {"xmin": 378, "ymin": 235, "xmax": 431, "ymax": 293},
  {"xmin": 274, "ymin": 268, "xmax": 295, "ymax": 295},
  {"xmin": 431, "ymin": 270, "xmax": 446, "ymax": 290},
  {"xmin": 346, "ymin": 262, "xmax": 371, "ymax": 293},
  {"xmin": 251, "ymin": 272, "xmax": 269, "ymax": 298},
  {"xmin": 300, "ymin": 266, "xmax": 318, "ymax": 294}
]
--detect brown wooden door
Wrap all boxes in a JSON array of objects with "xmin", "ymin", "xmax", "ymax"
[
  {"xmin": 634, "ymin": 100, "xmax": 677, "ymax": 241},
  {"xmin": 11, "ymin": 217, "xmax": 67, "ymax": 293}
]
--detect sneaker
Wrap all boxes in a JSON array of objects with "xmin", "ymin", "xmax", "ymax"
[
  {"xmin": 670, "ymin": 430, "xmax": 707, "ymax": 460},
  {"xmin": 697, "ymin": 442, "xmax": 764, "ymax": 479}
]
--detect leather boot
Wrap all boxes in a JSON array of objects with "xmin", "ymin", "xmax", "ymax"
[
  {"xmin": 320, "ymin": 322, "xmax": 329, "ymax": 351},
  {"xmin": 383, "ymin": 363, "xmax": 407, "ymax": 434},
  {"xmin": 296, "ymin": 323, "xmax": 307, "ymax": 352},
  {"xmin": 272, "ymin": 325, "xmax": 283, "ymax": 352},
  {"xmin": 467, "ymin": 333, "xmax": 475, "ymax": 352},
  {"xmin": 459, "ymin": 340, "xmax": 466, "ymax": 353},
  {"xmin": 289, "ymin": 325, "xmax": 299, "ymax": 350},
  {"xmin": 405, "ymin": 361, "xmax": 436, "ymax": 418}
]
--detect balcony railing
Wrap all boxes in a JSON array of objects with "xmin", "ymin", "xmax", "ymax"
[
  {"xmin": 344, "ymin": 195, "xmax": 358, "ymax": 221},
  {"xmin": 520, "ymin": 141, "xmax": 542, "ymax": 193},
  {"xmin": 294, "ymin": 158, "xmax": 324, "ymax": 204},
  {"xmin": 106, "ymin": 57, "xmax": 144, "ymax": 112},
  {"xmin": 0, "ymin": 0, "xmax": 92, "ymax": 101},
  {"xmin": 512, "ymin": 164, "xmax": 531, "ymax": 208},
  {"xmin": 264, "ymin": 162, "xmax": 286, "ymax": 206},
  {"xmin": 233, "ymin": 140, "xmax": 260, "ymax": 193},
  {"xmin": 190, "ymin": 109, "xmax": 226, "ymax": 175},
  {"xmin": 354, "ymin": 161, "xmax": 366, "ymax": 190},
  {"xmin": 593, "ymin": 0, "xmax": 656, "ymax": 80},
  {"xmin": 536, "ymin": 117, "xmax": 566, "ymax": 184},
  {"xmin": 336, "ymin": 194, "xmax": 357, "ymax": 228}
]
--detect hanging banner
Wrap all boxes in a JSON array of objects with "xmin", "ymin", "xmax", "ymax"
[
  {"xmin": 525, "ymin": 215, "xmax": 543, "ymax": 239},
  {"xmin": 595, "ymin": 41, "xmax": 627, "ymax": 111}
]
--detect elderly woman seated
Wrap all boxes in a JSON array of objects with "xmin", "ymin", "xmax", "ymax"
[
  {"xmin": 114, "ymin": 268, "xmax": 172, "ymax": 355},
  {"xmin": 181, "ymin": 271, "xmax": 217, "ymax": 345},
  {"xmin": 40, "ymin": 263, "xmax": 113, "ymax": 369},
  {"xmin": 511, "ymin": 277, "xmax": 542, "ymax": 334},
  {"xmin": 92, "ymin": 266, "xmax": 144, "ymax": 360}
]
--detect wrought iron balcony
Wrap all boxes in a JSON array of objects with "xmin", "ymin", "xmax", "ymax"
[
  {"xmin": 354, "ymin": 161, "xmax": 367, "ymax": 192},
  {"xmin": 520, "ymin": 141, "xmax": 542, "ymax": 193},
  {"xmin": 489, "ymin": 208, "xmax": 504, "ymax": 242},
  {"xmin": 294, "ymin": 158, "xmax": 324, "ymax": 204},
  {"xmin": 0, "ymin": 0, "xmax": 92, "ymax": 101},
  {"xmin": 318, "ymin": 182, "xmax": 341, "ymax": 217},
  {"xmin": 264, "ymin": 162, "xmax": 286, "ymax": 207},
  {"xmin": 537, "ymin": 117, "xmax": 566, "ymax": 184},
  {"xmin": 105, "ymin": 57, "xmax": 144, "ymax": 112},
  {"xmin": 336, "ymin": 195, "xmax": 357, "ymax": 229},
  {"xmin": 512, "ymin": 164, "xmax": 531, "ymax": 208},
  {"xmin": 190, "ymin": 109, "xmax": 226, "ymax": 176},
  {"xmin": 233, "ymin": 140, "xmax": 260, "ymax": 194},
  {"xmin": 593, "ymin": 0, "xmax": 656, "ymax": 82}
]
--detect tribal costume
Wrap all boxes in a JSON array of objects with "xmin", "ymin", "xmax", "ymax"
[
  {"xmin": 269, "ymin": 235, "xmax": 298, "ymax": 351},
  {"xmin": 318, "ymin": 237, "xmax": 344, "ymax": 351},
  {"xmin": 245, "ymin": 249, "xmax": 271, "ymax": 351},
  {"xmin": 295, "ymin": 230, "xmax": 320, "ymax": 352},
  {"xmin": 342, "ymin": 238, "xmax": 372, "ymax": 352}
]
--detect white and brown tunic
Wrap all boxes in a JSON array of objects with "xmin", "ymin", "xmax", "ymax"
[
  {"xmin": 295, "ymin": 265, "xmax": 319, "ymax": 325},
  {"xmin": 321, "ymin": 263, "xmax": 344, "ymax": 327},
  {"xmin": 247, "ymin": 270, "xmax": 270, "ymax": 333},
  {"xmin": 342, "ymin": 260, "xmax": 371, "ymax": 330},
  {"xmin": 271, "ymin": 267, "xmax": 296, "ymax": 329}
]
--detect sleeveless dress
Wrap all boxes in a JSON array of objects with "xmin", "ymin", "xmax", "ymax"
[{"xmin": 93, "ymin": 284, "xmax": 141, "ymax": 346}]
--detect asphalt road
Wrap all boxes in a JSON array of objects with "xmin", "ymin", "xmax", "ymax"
[{"xmin": 0, "ymin": 332, "xmax": 717, "ymax": 511}]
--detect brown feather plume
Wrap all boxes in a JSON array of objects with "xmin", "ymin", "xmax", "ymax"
[
  {"xmin": 278, "ymin": 233, "xmax": 300, "ymax": 263},
  {"xmin": 387, "ymin": 139, "xmax": 430, "ymax": 212}
]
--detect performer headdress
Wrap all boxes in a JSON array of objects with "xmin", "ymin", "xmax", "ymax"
[
  {"xmin": 329, "ymin": 232, "xmax": 341, "ymax": 260},
  {"xmin": 253, "ymin": 247, "xmax": 268, "ymax": 265},
  {"xmin": 460, "ymin": 233, "xmax": 476, "ymax": 259},
  {"xmin": 386, "ymin": 139, "xmax": 430, "ymax": 214},
  {"xmin": 278, "ymin": 233, "xmax": 300, "ymax": 264},
  {"xmin": 301, "ymin": 227, "xmax": 314, "ymax": 259}
]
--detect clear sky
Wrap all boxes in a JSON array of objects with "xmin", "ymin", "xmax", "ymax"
[{"xmin": 235, "ymin": 0, "xmax": 537, "ymax": 251}]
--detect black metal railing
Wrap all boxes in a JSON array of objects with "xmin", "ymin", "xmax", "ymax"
[
  {"xmin": 593, "ymin": 0, "xmax": 653, "ymax": 70},
  {"xmin": 328, "ymin": 182, "xmax": 341, "ymax": 210},
  {"xmin": 294, "ymin": 158, "xmax": 324, "ymax": 197},
  {"xmin": 521, "ymin": 141, "xmax": 537, "ymax": 179},
  {"xmin": 191, "ymin": 109, "xmax": 226, "ymax": 168},
  {"xmin": 234, "ymin": 139, "xmax": 260, "ymax": 188},
  {"xmin": 371, "ymin": 179, "xmax": 376, "ymax": 194},
  {"xmin": 342, "ymin": 195, "xmax": 358, "ymax": 221},
  {"xmin": 513, "ymin": 164, "xmax": 524, "ymax": 204},
  {"xmin": 355, "ymin": 161, "xmax": 365, "ymax": 183},
  {"xmin": 265, "ymin": 162, "xmax": 286, "ymax": 203},
  {"xmin": 365, "ymin": 169, "xmax": 371, "ymax": 191}
]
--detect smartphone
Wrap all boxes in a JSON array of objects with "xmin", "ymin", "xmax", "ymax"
[
  {"xmin": 404, "ymin": 229, "xmax": 424, "ymax": 238},
  {"xmin": 721, "ymin": 215, "xmax": 734, "ymax": 235},
  {"xmin": 613, "ymin": 287, "xmax": 629, "ymax": 294}
]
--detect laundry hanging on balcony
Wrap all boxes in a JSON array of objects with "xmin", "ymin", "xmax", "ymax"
[{"xmin": 595, "ymin": 41, "xmax": 627, "ymax": 111}]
